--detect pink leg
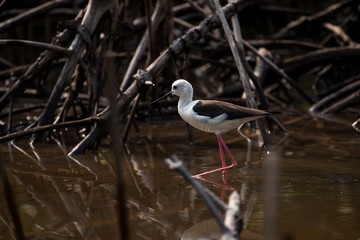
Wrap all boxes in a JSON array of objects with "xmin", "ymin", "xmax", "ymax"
[
  {"xmin": 218, "ymin": 134, "xmax": 238, "ymax": 168},
  {"xmin": 217, "ymin": 134, "xmax": 228, "ymax": 180},
  {"xmin": 218, "ymin": 134, "xmax": 226, "ymax": 168},
  {"xmin": 193, "ymin": 134, "xmax": 238, "ymax": 178}
]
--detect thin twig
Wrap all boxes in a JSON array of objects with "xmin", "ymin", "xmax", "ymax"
[
  {"xmin": 322, "ymin": 22, "xmax": 355, "ymax": 46},
  {"xmin": 0, "ymin": 116, "xmax": 105, "ymax": 144},
  {"xmin": 247, "ymin": 39, "xmax": 322, "ymax": 49},
  {"xmin": 0, "ymin": 39, "xmax": 73, "ymax": 55},
  {"xmin": 122, "ymin": 93, "xmax": 141, "ymax": 143},
  {"xmin": 0, "ymin": 104, "xmax": 48, "ymax": 119}
]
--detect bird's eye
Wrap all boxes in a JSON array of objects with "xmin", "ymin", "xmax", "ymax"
[{"xmin": 173, "ymin": 86, "xmax": 177, "ymax": 89}]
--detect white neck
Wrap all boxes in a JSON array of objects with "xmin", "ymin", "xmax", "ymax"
[{"xmin": 178, "ymin": 89, "xmax": 193, "ymax": 109}]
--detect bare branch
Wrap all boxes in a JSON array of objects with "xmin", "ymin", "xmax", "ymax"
[
  {"xmin": 0, "ymin": 0, "xmax": 72, "ymax": 33},
  {"xmin": 0, "ymin": 39, "xmax": 73, "ymax": 55}
]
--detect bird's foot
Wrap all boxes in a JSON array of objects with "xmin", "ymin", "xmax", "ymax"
[{"xmin": 193, "ymin": 164, "xmax": 236, "ymax": 178}]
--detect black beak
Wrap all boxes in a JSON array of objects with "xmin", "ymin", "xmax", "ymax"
[{"xmin": 151, "ymin": 91, "xmax": 173, "ymax": 105}]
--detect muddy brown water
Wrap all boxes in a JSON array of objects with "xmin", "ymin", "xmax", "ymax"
[{"xmin": 0, "ymin": 115, "xmax": 359, "ymax": 239}]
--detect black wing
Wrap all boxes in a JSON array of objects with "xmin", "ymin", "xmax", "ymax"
[{"xmin": 193, "ymin": 100, "xmax": 270, "ymax": 120}]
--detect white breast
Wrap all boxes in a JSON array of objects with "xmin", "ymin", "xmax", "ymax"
[{"xmin": 178, "ymin": 100, "xmax": 234, "ymax": 133}]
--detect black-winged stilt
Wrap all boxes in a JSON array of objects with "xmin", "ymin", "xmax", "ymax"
[{"xmin": 153, "ymin": 79, "xmax": 271, "ymax": 178}]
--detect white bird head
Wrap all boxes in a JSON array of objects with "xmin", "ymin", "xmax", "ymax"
[
  {"xmin": 171, "ymin": 79, "xmax": 193, "ymax": 98},
  {"xmin": 151, "ymin": 79, "xmax": 194, "ymax": 105}
]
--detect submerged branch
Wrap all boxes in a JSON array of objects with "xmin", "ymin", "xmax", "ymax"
[{"xmin": 0, "ymin": 116, "xmax": 105, "ymax": 144}]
